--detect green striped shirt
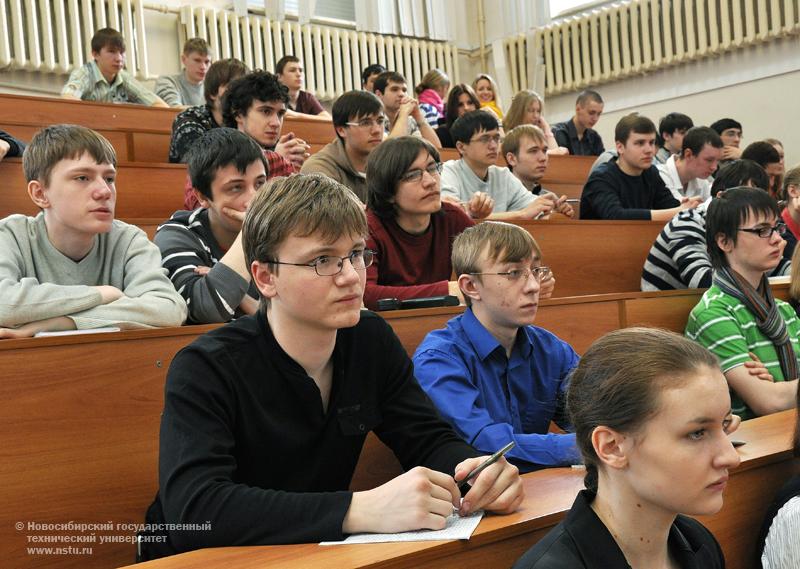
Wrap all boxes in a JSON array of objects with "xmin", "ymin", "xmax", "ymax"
[{"xmin": 685, "ymin": 285, "xmax": 800, "ymax": 420}]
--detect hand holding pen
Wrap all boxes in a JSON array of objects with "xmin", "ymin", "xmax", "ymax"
[{"xmin": 453, "ymin": 441, "xmax": 524, "ymax": 516}]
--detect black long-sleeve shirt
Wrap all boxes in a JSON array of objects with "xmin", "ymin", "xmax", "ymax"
[
  {"xmin": 580, "ymin": 158, "xmax": 679, "ymax": 220},
  {"xmin": 0, "ymin": 129, "xmax": 26, "ymax": 157},
  {"xmin": 144, "ymin": 310, "xmax": 479, "ymax": 558}
]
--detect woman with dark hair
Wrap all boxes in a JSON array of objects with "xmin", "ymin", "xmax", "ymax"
[
  {"xmin": 436, "ymin": 84, "xmax": 481, "ymax": 148},
  {"xmin": 363, "ymin": 136, "xmax": 475, "ymax": 310},
  {"xmin": 514, "ymin": 327, "xmax": 741, "ymax": 569}
]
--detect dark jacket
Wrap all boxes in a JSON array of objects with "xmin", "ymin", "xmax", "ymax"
[{"xmin": 513, "ymin": 490, "xmax": 725, "ymax": 569}]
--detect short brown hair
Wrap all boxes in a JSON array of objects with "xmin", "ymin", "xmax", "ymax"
[
  {"xmin": 23, "ymin": 124, "xmax": 117, "ymax": 185},
  {"xmin": 615, "ymin": 113, "xmax": 656, "ymax": 144},
  {"xmin": 275, "ymin": 55, "xmax": 300, "ymax": 75},
  {"xmin": 91, "ymin": 28, "xmax": 125, "ymax": 54},
  {"xmin": 204, "ymin": 58, "xmax": 248, "ymax": 106},
  {"xmin": 567, "ymin": 327, "xmax": 719, "ymax": 492},
  {"xmin": 242, "ymin": 174, "xmax": 368, "ymax": 307},
  {"xmin": 501, "ymin": 124, "xmax": 547, "ymax": 162},
  {"xmin": 183, "ymin": 37, "xmax": 211, "ymax": 57},
  {"xmin": 451, "ymin": 222, "xmax": 541, "ymax": 307}
]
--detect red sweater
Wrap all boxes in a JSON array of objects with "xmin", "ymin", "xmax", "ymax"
[{"xmin": 364, "ymin": 202, "xmax": 474, "ymax": 310}]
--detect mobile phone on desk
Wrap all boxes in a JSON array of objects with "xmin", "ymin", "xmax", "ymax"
[{"xmin": 376, "ymin": 295, "xmax": 460, "ymax": 311}]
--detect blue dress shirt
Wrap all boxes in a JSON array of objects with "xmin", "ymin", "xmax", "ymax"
[{"xmin": 412, "ymin": 308, "xmax": 581, "ymax": 471}]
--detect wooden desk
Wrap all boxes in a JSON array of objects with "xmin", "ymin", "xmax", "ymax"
[
  {"xmin": 0, "ymin": 94, "xmax": 336, "ymax": 162},
  {"xmin": 122, "ymin": 410, "xmax": 799, "ymax": 569},
  {"xmin": 0, "ymin": 158, "xmax": 186, "ymax": 220}
]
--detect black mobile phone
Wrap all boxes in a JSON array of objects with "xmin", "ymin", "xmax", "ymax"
[{"xmin": 376, "ymin": 295, "xmax": 460, "ymax": 311}]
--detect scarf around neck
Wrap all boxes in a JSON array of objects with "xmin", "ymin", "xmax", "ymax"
[
  {"xmin": 417, "ymin": 89, "xmax": 444, "ymax": 115},
  {"xmin": 712, "ymin": 265, "xmax": 798, "ymax": 381}
]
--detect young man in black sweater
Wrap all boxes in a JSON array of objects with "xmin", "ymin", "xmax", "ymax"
[
  {"xmin": 580, "ymin": 114, "xmax": 704, "ymax": 220},
  {"xmin": 140, "ymin": 173, "xmax": 523, "ymax": 560}
]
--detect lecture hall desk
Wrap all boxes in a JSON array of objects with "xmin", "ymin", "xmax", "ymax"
[{"xmin": 123, "ymin": 410, "xmax": 797, "ymax": 569}]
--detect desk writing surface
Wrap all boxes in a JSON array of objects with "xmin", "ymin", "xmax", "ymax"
[{"xmin": 122, "ymin": 410, "xmax": 797, "ymax": 569}]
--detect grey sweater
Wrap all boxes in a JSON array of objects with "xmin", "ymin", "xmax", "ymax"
[{"xmin": 0, "ymin": 213, "xmax": 187, "ymax": 330}]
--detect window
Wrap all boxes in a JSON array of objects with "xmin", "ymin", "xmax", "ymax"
[
  {"xmin": 549, "ymin": 0, "xmax": 613, "ymax": 19},
  {"xmin": 284, "ymin": 0, "xmax": 356, "ymax": 22}
]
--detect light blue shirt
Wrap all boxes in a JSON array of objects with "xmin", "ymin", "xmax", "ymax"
[{"xmin": 412, "ymin": 308, "xmax": 581, "ymax": 471}]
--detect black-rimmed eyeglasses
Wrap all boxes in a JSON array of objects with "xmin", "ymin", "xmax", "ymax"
[{"xmin": 738, "ymin": 223, "xmax": 787, "ymax": 239}]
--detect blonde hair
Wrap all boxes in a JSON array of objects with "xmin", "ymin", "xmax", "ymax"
[
  {"xmin": 472, "ymin": 73, "xmax": 503, "ymax": 113},
  {"xmin": 451, "ymin": 222, "xmax": 541, "ymax": 307},
  {"xmin": 414, "ymin": 68, "xmax": 450, "ymax": 96},
  {"xmin": 23, "ymin": 124, "xmax": 116, "ymax": 185},
  {"xmin": 242, "ymin": 174, "xmax": 368, "ymax": 308},
  {"xmin": 503, "ymin": 90, "xmax": 544, "ymax": 131},
  {"xmin": 783, "ymin": 165, "xmax": 800, "ymax": 201}
]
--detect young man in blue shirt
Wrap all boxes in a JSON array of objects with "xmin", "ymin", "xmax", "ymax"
[{"xmin": 413, "ymin": 221, "xmax": 580, "ymax": 472}]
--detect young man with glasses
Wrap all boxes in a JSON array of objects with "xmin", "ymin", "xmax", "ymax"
[
  {"xmin": 155, "ymin": 128, "xmax": 267, "ymax": 323},
  {"xmin": 362, "ymin": 137, "xmax": 474, "ymax": 309},
  {"xmin": 141, "ymin": 174, "xmax": 523, "ymax": 559},
  {"xmin": 413, "ymin": 222, "xmax": 580, "ymax": 473},
  {"xmin": 686, "ymin": 186, "xmax": 799, "ymax": 420},
  {"xmin": 301, "ymin": 90, "xmax": 386, "ymax": 202},
  {"xmin": 441, "ymin": 110, "xmax": 559, "ymax": 220}
]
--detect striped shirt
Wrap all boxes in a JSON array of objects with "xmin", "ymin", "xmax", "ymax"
[
  {"xmin": 154, "ymin": 209, "xmax": 256, "ymax": 324},
  {"xmin": 61, "ymin": 60, "xmax": 159, "ymax": 105},
  {"xmin": 685, "ymin": 284, "xmax": 800, "ymax": 419},
  {"xmin": 641, "ymin": 202, "xmax": 791, "ymax": 291}
]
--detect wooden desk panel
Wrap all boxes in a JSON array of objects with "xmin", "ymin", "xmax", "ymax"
[
  {"xmin": 123, "ymin": 411, "xmax": 798, "ymax": 569},
  {"xmin": 0, "ymin": 159, "xmax": 187, "ymax": 219}
]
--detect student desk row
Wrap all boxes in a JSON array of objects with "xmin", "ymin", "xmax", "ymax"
[{"xmin": 2, "ymin": 287, "xmax": 790, "ymax": 569}]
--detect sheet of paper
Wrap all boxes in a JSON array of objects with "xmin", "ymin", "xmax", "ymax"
[
  {"xmin": 35, "ymin": 327, "xmax": 121, "ymax": 338},
  {"xmin": 320, "ymin": 510, "xmax": 483, "ymax": 545}
]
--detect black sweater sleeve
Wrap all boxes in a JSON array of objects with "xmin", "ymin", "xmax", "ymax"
[
  {"xmin": 0, "ymin": 129, "xmax": 26, "ymax": 157},
  {"xmin": 370, "ymin": 314, "xmax": 481, "ymax": 475},
  {"xmin": 157, "ymin": 346, "xmax": 353, "ymax": 551},
  {"xmin": 581, "ymin": 172, "xmax": 652, "ymax": 220}
]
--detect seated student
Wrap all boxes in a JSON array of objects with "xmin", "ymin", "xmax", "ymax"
[
  {"xmin": 655, "ymin": 112, "xmax": 694, "ymax": 165},
  {"xmin": 155, "ymin": 128, "xmax": 265, "ymax": 324},
  {"xmin": 441, "ymin": 111, "xmax": 558, "ymax": 220},
  {"xmin": 513, "ymin": 327, "xmax": 739, "ymax": 569},
  {"xmin": 168, "ymin": 58, "xmax": 248, "ymax": 164},
  {"xmin": 0, "ymin": 128, "xmax": 26, "ymax": 162},
  {"xmin": 502, "ymin": 125, "xmax": 575, "ymax": 218},
  {"xmin": 361, "ymin": 63, "xmax": 386, "ymax": 92},
  {"xmin": 372, "ymin": 71, "xmax": 442, "ymax": 148},
  {"xmin": 551, "ymin": 90, "xmax": 605, "ymax": 156},
  {"xmin": 363, "ymin": 137, "xmax": 473, "ymax": 309},
  {"xmin": 580, "ymin": 114, "xmax": 703, "ymax": 220},
  {"xmin": 657, "ymin": 126, "xmax": 723, "ymax": 201},
  {"xmin": 742, "ymin": 141, "xmax": 784, "ymax": 200},
  {"xmin": 413, "ymin": 222, "xmax": 579, "ymax": 472},
  {"xmin": 140, "ymin": 173, "xmax": 523, "ymax": 559},
  {"xmin": 781, "ymin": 165, "xmax": 800, "ymax": 259},
  {"xmin": 473, "ymin": 74, "xmax": 504, "ymax": 119},
  {"xmin": 757, "ymin": 381, "xmax": 800, "ymax": 568},
  {"xmin": 765, "ymin": 137, "xmax": 786, "ymax": 200},
  {"xmin": 178, "ymin": 71, "xmax": 301, "ymax": 211},
  {"xmin": 300, "ymin": 90, "xmax": 385, "ymax": 202},
  {"xmin": 642, "ymin": 159, "xmax": 790, "ymax": 291},
  {"xmin": 61, "ymin": 28, "xmax": 167, "ymax": 107},
  {"xmin": 155, "ymin": 38, "xmax": 212, "ymax": 108},
  {"xmin": 415, "ymin": 68, "xmax": 451, "ymax": 128},
  {"xmin": 685, "ymin": 186, "xmax": 799, "ymax": 420},
  {"xmin": 436, "ymin": 83, "xmax": 481, "ymax": 148},
  {"xmin": 0, "ymin": 125, "xmax": 186, "ymax": 338},
  {"xmin": 710, "ymin": 117, "xmax": 743, "ymax": 164},
  {"xmin": 503, "ymin": 90, "xmax": 567, "ymax": 155},
  {"xmin": 275, "ymin": 55, "xmax": 331, "ymax": 119}
]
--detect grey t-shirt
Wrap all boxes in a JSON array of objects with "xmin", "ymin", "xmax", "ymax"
[
  {"xmin": 440, "ymin": 159, "xmax": 535, "ymax": 213},
  {"xmin": 155, "ymin": 72, "xmax": 204, "ymax": 107}
]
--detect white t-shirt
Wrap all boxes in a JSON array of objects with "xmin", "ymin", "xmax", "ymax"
[{"xmin": 657, "ymin": 154, "xmax": 712, "ymax": 201}]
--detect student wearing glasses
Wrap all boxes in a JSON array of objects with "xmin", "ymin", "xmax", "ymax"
[
  {"xmin": 301, "ymin": 90, "xmax": 386, "ymax": 202},
  {"xmin": 140, "ymin": 174, "xmax": 523, "ymax": 559},
  {"xmin": 413, "ymin": 222, "xmax": 579, "ymax": 472},
  {"xmin": 441, "ymin": 111, "xmax": 560, "ymax": 220},
  {"xmin": 686, "ymin": 186, "xmax": 800, "ymax": 420},
  {"xmin": 363, "ymin": 137, "xmax": 474, "ymax": 309}
]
